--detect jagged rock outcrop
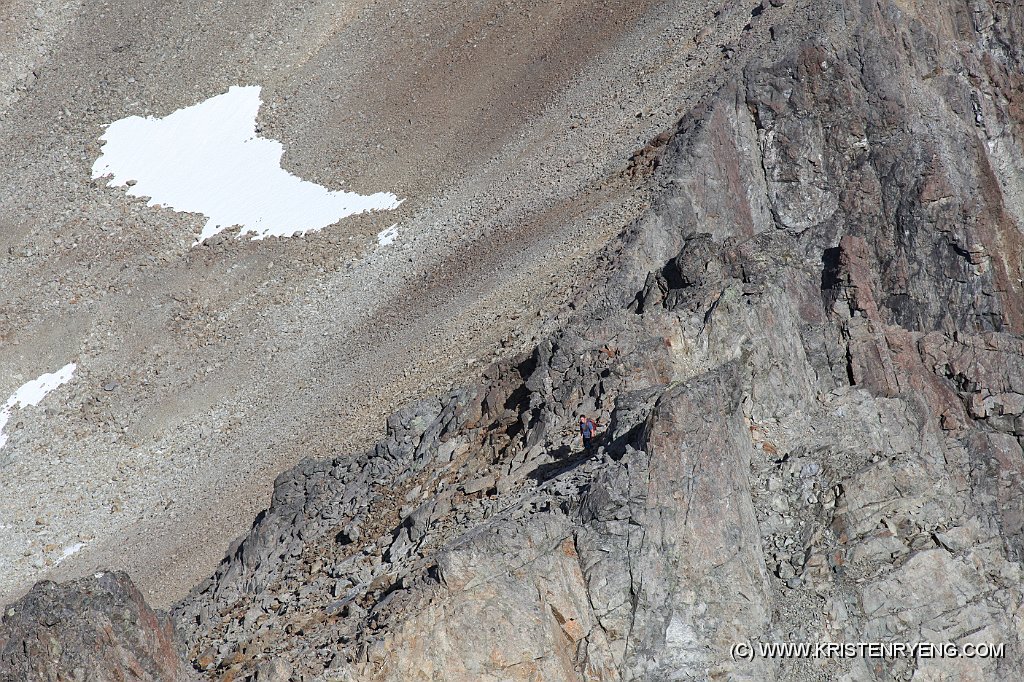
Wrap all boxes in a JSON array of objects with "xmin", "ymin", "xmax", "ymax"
[
  {"xmin": 8, "ymin": 0, "xmax": 1024, "ymax": 680},
  {"xmin": 0, "ymin": 571, "xmax": 195, "ymax": 681}
]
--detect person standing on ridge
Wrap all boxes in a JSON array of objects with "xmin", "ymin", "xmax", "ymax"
[{"xmin": 579, "ymin": 415, "xmax": 598, "ymax": 451}]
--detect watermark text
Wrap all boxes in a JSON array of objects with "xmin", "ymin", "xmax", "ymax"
[{"xmin": 731, "ymin": 641, "xmax": 1006, "ymax": 661}]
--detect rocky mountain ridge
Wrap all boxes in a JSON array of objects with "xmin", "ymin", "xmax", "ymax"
[{"xmin": 5, "ymin": 0, "xmax": 1024, "ymax": 680}]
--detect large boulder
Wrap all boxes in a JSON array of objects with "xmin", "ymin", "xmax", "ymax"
[{"xmin": 0, "ymin": 571, "xmax": 194, "ymax": 682}]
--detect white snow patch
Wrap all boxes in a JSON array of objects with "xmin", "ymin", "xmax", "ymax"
[
  {"xmin": 53, "ymin": 542, "xmax": 86, "ymax": 567},
  {"xmin": 0, "ymin": 363, "xmax": 77, "ymax": 449},
  {"xmin": 378, "ymin": 223, "xmax": 399, "ymax": 246},
  {"xmin": 91, "ymin": 86, "xmax": 403, "ymax": 244}
]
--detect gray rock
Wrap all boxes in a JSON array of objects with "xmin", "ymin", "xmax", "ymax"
[
  {"xmin": 254, "ymin": 658, "xmax": 292, "ymax": 682},
  {"xmin": 460, "ymin": 474, "xmax": 494, "ymax": 495}
]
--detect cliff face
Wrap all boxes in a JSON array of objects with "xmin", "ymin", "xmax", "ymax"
[{"xmin": 5, "ymin": 0, "xmax": 1024, "ymax": 680}]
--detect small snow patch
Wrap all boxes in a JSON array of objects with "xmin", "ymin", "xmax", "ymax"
[
  {"xmin": 0, "ymin": 363, "xmax": 76, "ymax": 449},
  {"xmin": 378, "ymin": 224, "xmax": 399, "ymax": 246},
  {"xmin": 54, "ymin": 542, "xmax": 86, "ymax": 567},
  {"xmin": 91, "ymin": 86, "xmax": 403, "ymax": 244}
]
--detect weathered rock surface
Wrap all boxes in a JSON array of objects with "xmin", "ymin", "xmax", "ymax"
[
  {"xmin": 9, "ymin": 0, "xmax": 1024, "ymax": 680},
  {"xmin": 0, "ymin": 571, "xmax": 195, "ymax": 681}
]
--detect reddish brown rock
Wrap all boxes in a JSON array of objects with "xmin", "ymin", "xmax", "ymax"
[{"xmin": 0, "ymin": 571, "xmax": 194, "ymax": 682}]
